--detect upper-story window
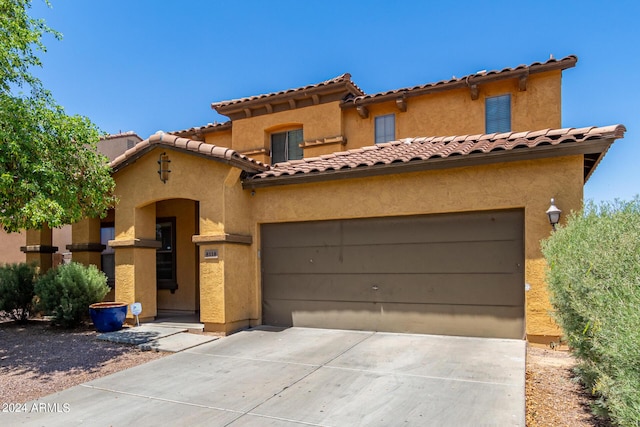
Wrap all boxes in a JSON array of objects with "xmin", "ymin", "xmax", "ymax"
[
  {"xmin": 271, "ymin": 129, "xmax": 303, "ymax": 164},
  {"xmin": 485, "ymin": 94, "xmax": 511, "ymax": 133},
  {"xmin": 375, "ymin": 114, "xmax": 395, "ymax": 144}
]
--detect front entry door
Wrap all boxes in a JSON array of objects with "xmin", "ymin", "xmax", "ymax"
[{"xmin": 156, "ymin": 217, "xmax": 178, "ymax": 292}]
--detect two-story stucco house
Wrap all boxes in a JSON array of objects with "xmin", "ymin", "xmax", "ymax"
[{"xmin": 24, "ymin": 55, "xmax": 625, "ymax": 344}]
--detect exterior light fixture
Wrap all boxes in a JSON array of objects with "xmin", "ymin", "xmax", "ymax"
[
  {"xmin": 546, "ymin": 198, "xmax": 562, "ymax": 230},
  {"xmin": 158, "ymin": 152, "xmax": 171, "ymax": 183}
]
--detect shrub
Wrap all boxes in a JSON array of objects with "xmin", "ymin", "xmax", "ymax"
[
  {"xmin": 542, "ymin": 198, "xmax": 640, "ymax": 425},
  {"xmin": 0, "ymin": 263, "xmax": 38, "ymax": 323},
  {"xmin": 35, "ymin": 262, "xmax": 109, "ymax": 328}
]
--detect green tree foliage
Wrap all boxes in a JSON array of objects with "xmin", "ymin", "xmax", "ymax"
[
  {"xmin": 0, "ymin": 262, "xmax": 37, "ymax": 323},
  {"xmin": 542, "ymin": 198, "xmax": 640, "ymax": 425},
  {"xmin": 0, "ymin": 0, "xmax": 115, "ymax": 232},
  {"xmin": 35, "ymin": 262, "xmax": 109, "ymax": 328}
]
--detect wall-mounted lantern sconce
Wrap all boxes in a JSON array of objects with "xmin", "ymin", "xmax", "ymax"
[
  {"xmin": 546, "ymin": 198, "xmax": 562, "ymax": 230},
  {"xmin": 157, "ymin": 152, "xmax": 171, "ymax": 183}
]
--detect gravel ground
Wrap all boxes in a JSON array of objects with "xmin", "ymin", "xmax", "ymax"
[
  {"xmin": 526, "ymin": 346, "xmax": 612, "ymax": 426},
  {"xmin": 0, "ymin": 317, "xmax": 613, "ymax": 426},
  {"xmin": 0, "ymin": 319, "xmax": 166, "ymax": 404}
]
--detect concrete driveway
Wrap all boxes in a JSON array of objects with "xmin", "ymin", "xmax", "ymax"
[{"xmin": 7, "ymin": 327, "xmax": 525, "ymax": 426}]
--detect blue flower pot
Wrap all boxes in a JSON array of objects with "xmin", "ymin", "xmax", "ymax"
[{"xmin": 89, "ymin": 302, "xmax": 128, "ymax": 333}]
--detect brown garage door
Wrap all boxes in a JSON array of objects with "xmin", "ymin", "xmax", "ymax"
[{"xmin": 261, "ymin": 210, "xmax": 524, "ymax": 339}]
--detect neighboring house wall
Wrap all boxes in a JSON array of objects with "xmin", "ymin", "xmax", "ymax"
[
  {"xmin": 0, "ymin": 226, "xmax": 71, "ymax": 266},
  {"xmin": 0, "ymin": 230, "xmax": 26, "ymax": 264},
  {"xmin": 98, "ymin": 132, "xmax": 143, "ymax": 161}
]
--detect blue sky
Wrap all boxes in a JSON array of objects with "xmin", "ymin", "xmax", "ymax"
[{"xmin": 30, "ymin": 0, "xmax": 639, "ymax": 203}]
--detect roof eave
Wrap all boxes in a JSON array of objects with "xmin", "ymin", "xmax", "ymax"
[
  {"xmin": 110, "ymin": 134, "xmax": 269, "ymax": 175},
  {"xmin": 242, "ymin": 137, "xmax": 614, "ymax": 190},
  {"xmin": 342, "ymin": 55, "xmax": 578, "ymax": 109},
  {"xmin": 169, "ymin": 121, "xmax": 232, "ymax": 138},
  {"xmin": 111, "ymin": 145, "xmax": 268, "ymax": 175},
  {"xmin": 212, "ymin": 78, "xmax": 363, "ymax": 118}
]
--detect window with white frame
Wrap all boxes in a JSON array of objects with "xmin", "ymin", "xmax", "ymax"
[
  {"xmin": 375, "ymin": 114, "xmax": 395, "ymax": 144},
  {"xmin": 271, "ymin": 129, "xmax": 303, "ymax": 164},
  {"xmin": 485, "ymin": 94, "xmax": 511, "ymax": 133}
]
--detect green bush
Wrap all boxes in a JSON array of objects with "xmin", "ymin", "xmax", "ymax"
[
  {"xmin": 35, "ymin": 262, "xmax": 109, "ymax": 328},
  {"xmin": 0, "ymin": 263, "xmax": 38, "ymax": 323},
  {"xmin": 542, "ymin": 198, "xmax": 640, "ymax": 425}
]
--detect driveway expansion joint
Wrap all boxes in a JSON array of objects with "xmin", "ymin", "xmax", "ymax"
[{"xmin": 225, "ymin": 331, "xmax": 376, "ymax": 425}]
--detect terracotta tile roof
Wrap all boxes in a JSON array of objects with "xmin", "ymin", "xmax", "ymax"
[
  {"xmin": 342, "ymin": 55, "xmax": 578, "ymax": 108},
  {"xmin": 110, "ymin": 131, "xmax": 268, "ymax": 173},
  {"xmin": 100, "ymin": 131, "xmax": 142, "ymax": 141},
  {"xmin": 245, "ymin": 125, "xmax": 625, "ymax": 187},
  {"xmin": 211, "ymin": 73, "xmax": 365, "ymax": 116},
  {"xmin": 169, "ymin": 121, "xmax": 231, "ymax": 138}
]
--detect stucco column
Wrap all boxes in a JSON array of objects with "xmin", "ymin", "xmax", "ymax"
[
  {"xmin": 20, "ymin": 225, "xmax": 57, "ymax": 272},
  {"xmin": 110, "ymin": 203, "xmax": 159, "ymax": 323},
  {"xmin": 66, "ymin": 218, "xmax": 105, "ymax": 267},
  {"xmin": 523, "ymin": 163, "xmax": 583, "ymax": 345},
  {"xmin": 194, "ymin": 233, "xmax": 254, "ymax": 334}
]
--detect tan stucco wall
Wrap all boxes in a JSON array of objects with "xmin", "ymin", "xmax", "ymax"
[
  {"xmin": 247, "ymin": 155, "xmax": 584, "ymax": 339},
  {"xmin": 0, "ymin": 230, "xmax": 26, "ymax": 264},
  {"xmin": 0, "ymin": 225, "xmax": 71, "ymax": 267},
  {"xmin": 231, "ymin": 102, "xmax": 343, "ymax": 159},
  {"xmin": 192, "ymin": 71, "xmax": 561, "ymax": 167},
  {"xmin": 111, "ymin": 148, "xmax": 248, "ymax": 323},
  {"xmin": 107, "ymin": 143, "xmax": 583, "ymax": 339},
  {"xmin": 67, "ymin": 219, "xmax": 99, "ymax": 267},
  {"xmin": 98, "ymin": 136, "xmax": 140, "ymax": 162},
  {"xmin": 198, "ymin": 167, "xmax": 256, "ymax": 330},
  {"xmin": 343, "ymin": 71, "xmax": 562, "ymax": 149},
  {"xmin": 112, "ymin": 148, "xmax": 228, "ymax": 239},
  {"xmin": 203, "ymin": 129, "xmax": 232, "ymax": 148}
]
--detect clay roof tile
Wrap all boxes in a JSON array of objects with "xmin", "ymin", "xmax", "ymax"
[
  {"xmin": 110, "ymin": 133, "xmax": 269, "ymax": 173},
  {"xmin": 342, "ymin": 55, "xmax": 577, "ymax": 109},
  {"xmin": 247, "ymin": 124, "xmax": 625, "ymax": 184}
]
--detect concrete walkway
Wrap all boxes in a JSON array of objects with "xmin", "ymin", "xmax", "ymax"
[
  {"xmin": 6, "ymin": 327, "xmax": 526, "ymax": 426},
  {"xmin": 97, "ymin": 324, "xmax": 218, "ymax": 352}
]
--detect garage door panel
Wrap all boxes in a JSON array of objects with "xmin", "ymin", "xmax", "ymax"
[
  {"xmin": 376, "ymin": 303, "xmax": 524, "ymax": 338},
  {"xmin": 341, "ymin": 241, "xmax": 521, "ymax": 274},
  {"xmin": 262, "ymin": 221, "xmax": 343, "ymax": 248},
  {"xmin": 341, "ymin": 211, "xmax": 523, "ymax": 245},
  {"xmin": 262, "ymin": 299, "xmax": 524, "ymax": 339},
  {"xmin": 264, "ymin": 240, "xmax": 521, "ymax": 275},
  {"xmin": 262, "ymin": 299, "xmax": 382, "ymax": 330},
  {"xmin": 261, "ymin": 210, "xmax": 524, "ymax": 339},
  {"xmin": 263, "ymin": 273, "xmax": 523, "ymax": 306}
]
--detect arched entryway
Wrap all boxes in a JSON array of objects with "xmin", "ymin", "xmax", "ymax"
[
  {"xmin": 100, "ymin": 197, "xmax": 200, "ymax": 323},
  {"xmin": 154, "ymin": 198, "xmax": 199, "ymax": 316}
]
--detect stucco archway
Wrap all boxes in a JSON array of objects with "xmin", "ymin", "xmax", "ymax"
[{"xmin": 108, "ymin": 197, "xmax": 199, "ymax": 322}]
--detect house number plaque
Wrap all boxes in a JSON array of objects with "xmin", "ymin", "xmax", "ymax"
[{"xmin": 204, "ymin": 249, "xmax": 219, "ymax": 259}]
